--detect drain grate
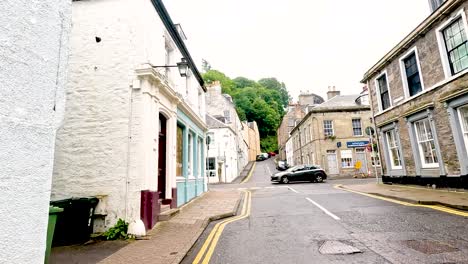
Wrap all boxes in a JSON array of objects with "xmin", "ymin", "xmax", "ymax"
[
  {"xmin": 401, "ymin": 240, "xmax": 458, "ymax": 255},
  {"xmin": 319, "ymin": 241, "xmax": 362, "ymax": 255}
]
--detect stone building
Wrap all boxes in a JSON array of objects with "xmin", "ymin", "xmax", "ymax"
[
  {"xmin": 245, "ymin": 121, "xmax": 262, "ymax": 161},
  {"xmin": 288, "ymin": 91, "xmax": 376, "ymax": 177},
  {"xmin": 52, "ymin": 0, "xmax": 207, "ymax": 232},
  {"xmin": 205, "ymin": 82, "xmax": 249, "ymax": 183},
  {"xmin": 362, "ymin": 0, "xmax": 468, "ymax": 187},
  {"xmin": 0, "ymin": 1, "xmax": 71, "ymax": 262},
  {"xmin": 277, "ymin": 92, "xmax": 324, "ymax": 160}
]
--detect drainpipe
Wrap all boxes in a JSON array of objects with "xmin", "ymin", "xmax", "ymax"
[
  {"xmin": 125, "ymin": 84, "xmax": 134, "ymax": 220},
  {"xmin": 367, "ymin": 80, "xmax": 384, "ymax": 183}
]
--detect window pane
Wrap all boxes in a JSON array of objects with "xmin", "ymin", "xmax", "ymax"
[
  {"xmin": 444, "ymin": 18, "xmax": 468, "ymax": 74},
  {"xmin": 460, "ymin": 105, "xmax": 468, "ymax": 132},
  {"xmin": 176, "ymin": 126, "xmax": 183, "ymax": 176},
  {"xmin": 390, "ymin": 148, "xmax": 401, "ymax": 166},
  {"xmin": 352, "ymin": 119, "xmax": 362, "ymax": 136}
]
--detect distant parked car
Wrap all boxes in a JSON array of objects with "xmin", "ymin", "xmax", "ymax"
[
  {"xmin": 256, "ymin": 154, "xmax": 267, "ymax": 161},
  {"xmin": 268, "ymin": 152, "xmax": 276, "ymax": 157},
  {"xmin": 271, "ymin": 165, "xmax": 327, "ymax": 184},
  {"xmin": 260, "ymin": 153, "xmax": 269, "ymax": 159},
  {"xmin": 276, "ymin": 160, "xmax": 288, "ymax": 171}
]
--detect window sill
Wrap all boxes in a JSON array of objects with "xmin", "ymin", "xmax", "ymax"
[{"xmin": 421, "ymin": 164, "xmax": 440, "ymax": 169}]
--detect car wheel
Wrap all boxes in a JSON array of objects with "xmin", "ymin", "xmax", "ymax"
[
  {"xmin": 281, "ymin": 176, "xmax": 289, "ymax": 184},
  {"xmin": 315, "ymin": 173, "xmax": 324, "ymax": 183}
]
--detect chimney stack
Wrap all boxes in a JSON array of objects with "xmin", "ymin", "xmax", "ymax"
[{"xmin": 327, "ymin": 86, "xmax": 340, "ymax": 100}]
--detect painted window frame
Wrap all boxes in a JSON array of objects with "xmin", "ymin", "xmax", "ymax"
[
  {"xmin": 457, "ymin": 105, "xmax": 468, "ymax": 156},
  {"xmin": 176, "ymin": 124, "xmax": 185, "ymax": 177},
  {"xmin": 323, "ymin": 120, "xmax": 334, "ymax": 137},
  {"xmin": 379, "ymin": 122, "xmax": 406, "ymax": 176},
  {"xmin": 188, "ymin": 132, "xmax": 193, "ymax": 176},
  {"xmin": 446, "ymin": 93, "xmax": 468, "ymax": 175},
  {"xmin": 414, "ymin": 119, "xmax": 439, "ymax": 168},
  {"xmin": 340, "ymin": 149, "xmax": 354, "ymax": 168},
  {"xmin": 405, "ymin": 109, "xmax": 445, "ymax": 176},
  {"xmin": 374, "ymin": 71, "xmax": 392, "ymax": 112},
  {"xmin": 352, "ymin": 118, "xmax": 363, "ymax": 136},
  {"xmin": 436, "ymin": 8, "xmax": 468, "ymax": 79},
  {"xmin": 399, "ymin": 47, "xmax": 425, "ymax": 99},
  {"xmin": 385, "ymin": 129, "xmax": 403, "ymax": 170}
]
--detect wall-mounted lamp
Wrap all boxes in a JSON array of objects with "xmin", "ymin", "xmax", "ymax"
[{"xmin": 152, "ymin": 58, "xmax": 189, "ymax": 77}]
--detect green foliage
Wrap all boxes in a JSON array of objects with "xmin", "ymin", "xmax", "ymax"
[
  {"xmin": 202, "ymin": 70, "xmax": 290, "ymax": 152},
  {"xmin": 103, "ymin": 219, "xmax": 131, "ymax": 240},
  {"xmin": 260, "ymin": 135, "xmax": 279, "ymax": 153},
  {"xmin": 202, "ymin": 70, "xmax": 235, "ymax": 94}
]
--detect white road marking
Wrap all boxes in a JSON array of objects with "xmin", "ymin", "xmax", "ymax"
[
  {"xmin": 266, "ymin": 167, "xmax": 272, "ymax": 176},
  {"xmin": 265, "ymin": 187, "xmax": 276, "ymax": 189},
  {"xmin": 288, "ymin": 187, "xmax": 300, "ymax": 193},
  {"xmin": 250, "ymin": 187, "xmax": 261, "ymax": 190},
  {"xmin": 306, "ymin": 197, "xmax": 340, "ymax": 221}
]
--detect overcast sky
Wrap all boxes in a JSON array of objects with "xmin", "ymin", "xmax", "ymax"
[{"xmin": 164, "ymin": 0, "xmax": 430, "ymax": 101}]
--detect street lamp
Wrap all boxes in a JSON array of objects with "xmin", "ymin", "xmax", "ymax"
[{"xmin": 152, "ymin": 58, "xmax": 189, "ymax": 77}]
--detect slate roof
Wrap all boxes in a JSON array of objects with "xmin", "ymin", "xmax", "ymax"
[
  {"xmin": 206, "ymin": 114, "xmax": 228, "ymax": 129},
  {"xmin": 309, "ymin": 94, "xmax": 370, "ymax": 112}
]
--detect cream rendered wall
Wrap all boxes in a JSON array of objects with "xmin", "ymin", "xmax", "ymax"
[
  {"xmin": 52, "ymin": 0, "xmax": 203, "ymax": 229},
  {"xmin": 0, "ymin": 1, "xmax": 71, "ymax": 262}
]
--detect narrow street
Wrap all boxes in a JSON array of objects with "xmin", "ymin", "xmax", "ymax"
[{"xmin": 183, "ymin": 159, "xmax": 468, "ymax": 264}]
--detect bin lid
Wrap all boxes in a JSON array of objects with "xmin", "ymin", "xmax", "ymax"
[{"xmin": 49, "ymin": 206, "xmax": 64, "ymax": 214}]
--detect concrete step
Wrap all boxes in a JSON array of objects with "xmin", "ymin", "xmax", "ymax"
[
  {"xmin": 158, "ymin": 208, "xmax": 180, "ymax": 221},
  {"xmin": 160, "ymin": 204, "xmax": 171, "ymax": 213}
]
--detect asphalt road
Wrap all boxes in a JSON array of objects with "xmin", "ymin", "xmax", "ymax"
[{"xmin": 182, "ymin": 159, "xmax": 468, "ymax": 264}]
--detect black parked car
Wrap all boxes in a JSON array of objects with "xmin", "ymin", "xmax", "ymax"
[
  {"xmin": 256, "ymin": 154, "xmax": 267, "ymax": 161},
  {"xmin": 271, "ymin": 165, "xmax": 327, "ymax": 184}
]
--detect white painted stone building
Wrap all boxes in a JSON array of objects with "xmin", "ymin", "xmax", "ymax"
[
  {"xmin": 52, "ymin": 0, "xmax": 207, "ymax": 232},
  {"xmin": 205, "ymin": 82, "xmax": 249, "ymax": 183},
  {"xmin": 0, "ymin": 1, "xmax": 71, "ymax": 263}
]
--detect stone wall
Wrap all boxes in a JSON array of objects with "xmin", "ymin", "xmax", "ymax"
[
  {"xmin": 0, "ymin": 1, "xmax": 71, "ymax": 262},
  {"xmin": 366, "ymin": 1, "xmax": 468, "ymax": 181}
]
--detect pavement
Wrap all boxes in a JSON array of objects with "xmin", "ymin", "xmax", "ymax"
[
  {"xmin": 50, "ymin": 190, "xmax": 242, "ymax": 264},
  {"xmin": 338, "ymin": 182, "xmax": 468, "ymax": 211},
  {"xmin": 182, "ymin": 159, "xmax": 468, "ymax": 264}
]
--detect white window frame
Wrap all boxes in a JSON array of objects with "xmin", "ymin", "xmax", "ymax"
[
  {"xmin": 385, "ymin": 130, "xmax": 403, "ymax": 170},
  {"xmin": 323, "ymin": 120, "xmax": 334, "ymax": 136},
  {"xmin": 399, "ymin": 46, "xmax": 425, "ymax": 99},
  {"xmin": 414, "ymin": 119, "xmax": 439, "ymax": 168},
  {"xmin": 340, "ymin": 149, "xmax": 354, "ymax": 168},
  {"xmin": 458, "ymin": 105, "xmax": 468, "ymax": 155},
  {"xmin": 188, "ymin": 133, "xmax": 193, "ymax": 176},
  {"xmin": 352, "ymin": 118, "xmax": 363, "ymax": 136},
  {"xmin": 374, "ymin": 71, "xmax": 392, "ymax": 112},
  {"xmin": 436, "ymin": 8, "xmax": 468, "ymax": 79}
]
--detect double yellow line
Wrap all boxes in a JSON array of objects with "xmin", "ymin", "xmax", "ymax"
[
  {"xmin": 192, "ymin": 190, "xmax": 252, "ymax": 264},
  {"xmin": 335, "ymin": 185, "xmax": 468, "ymax": 217},
  {"xmin": 240, "ymin": 163, "xmax": 256, "ymax": 184}
]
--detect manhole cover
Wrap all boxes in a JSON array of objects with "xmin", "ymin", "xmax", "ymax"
[
  {"xmin": 319, "ymin": 241, "xmax": 362, "ymax": 255},
  {"xmin": 401, "ymin": 240, "xmax": 458, "ymax": 255}
]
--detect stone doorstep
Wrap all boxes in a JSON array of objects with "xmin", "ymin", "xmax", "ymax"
[{"xmin": 158, "ymin": 208, "xmax": 180, "ymax": 221}]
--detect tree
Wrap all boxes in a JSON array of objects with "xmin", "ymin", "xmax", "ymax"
[
  {"xmin": 202, "ymin": 70, "xmax": 235, "ymax": 94},
  {"xmin": 202, "ymin": 69, "xmax": 290, "ymax": 152}
]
